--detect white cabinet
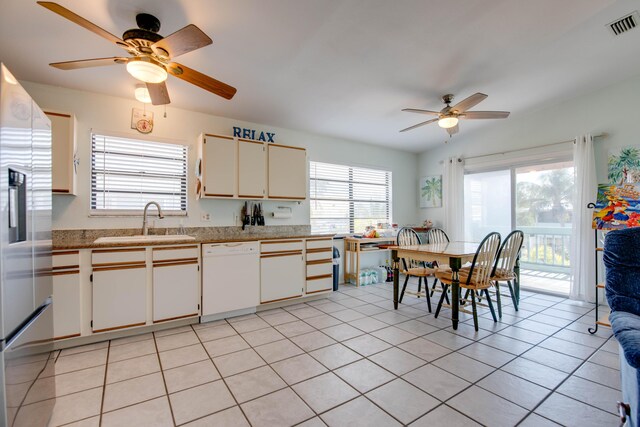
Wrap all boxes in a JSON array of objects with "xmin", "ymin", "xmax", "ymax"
[
  {"xmin": 268, "ymin": 144, "xmax": 307, "ymax": 199},
  {"xmin": 238, "ymin": 139, "xmax": 266, "ymax": 198},
  {"xmin": 45, "ymin": 111, "xmax": 76, "ymax": 195},
  {"xmin": 202, "ymin": 134, "xmax": 236, "ymax": 197},
  {"xmin": 305, "ymin": 238, "xmax": 333, "ymax": 294},
  {"xmin": 260, "ymin": 240, "xmax": 304, "ymax": 303},
  {"xmin": 52, "ymin": 250, "xmax": 81, "ymax": 339},
  {"xmin": 91, "ymin": 249, "xmax": 146, "ymax": 333},
  {"xmin": 198, "ymin": 133, "xmax": 307, "ymax": 200},
  {"xmin": 152, "ymin": 246, "xmax": 200, "ymax": 322}
]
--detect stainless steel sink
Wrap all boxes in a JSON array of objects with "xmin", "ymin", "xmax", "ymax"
[{"xmin": 93, "ymin": 235, "xmax": 195, "ymax": 244}]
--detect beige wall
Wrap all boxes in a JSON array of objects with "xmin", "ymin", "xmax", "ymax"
[
  {"xmin": 418, "ymin": 72, "xmax": 640, "ymax": 227},
  {"xmin": 22, "ymin": 82, "xmax": 419, "ymax": 231}
]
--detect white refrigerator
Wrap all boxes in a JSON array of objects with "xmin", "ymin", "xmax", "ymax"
[{"xmin": 0, "ymin": 63, "xmax": 54, "ymax": 427}]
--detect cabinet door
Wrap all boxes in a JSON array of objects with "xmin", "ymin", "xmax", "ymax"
[
  {"xmin": 238, "ymin": 139, "xmax": 266, "ymax": 198},
  {"xmin": 203, "ymin": 135, "xmax": 236, "ymax": 197},
  {"xmin": 260, "ymin": 253, "xmax": 304, "ymax": 303},
  {"xmin": 46, "ymin": 112, "xmax": 76, "ymax": 195},
  {"xmin": 53, "ymin": 271, "xmax": 81, "ymax": 339},
  {"xmin": 92, "ymin": 266, "xmax": 146, "ymax": 332},
  {"xmin": 153, "ymin": 261, "xmax": 200, "ymax": 322},
  {"xmin": 268, "ymin": 144, "xmax": 306, "ymax": 199}
]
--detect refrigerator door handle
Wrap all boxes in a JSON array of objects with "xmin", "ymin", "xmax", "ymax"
[{"xmin": 3, "ymin": 298, "xmax": 52, "ymax": 351}]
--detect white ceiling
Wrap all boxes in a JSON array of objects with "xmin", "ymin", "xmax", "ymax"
[{"xmin": 1, "ymin": 0, "xmax": 639, "ymax": 152}]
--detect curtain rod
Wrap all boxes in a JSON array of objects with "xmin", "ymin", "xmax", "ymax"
[{"xmin": 461, "ymin": 132, "xmax": 607, "ymax": 161}]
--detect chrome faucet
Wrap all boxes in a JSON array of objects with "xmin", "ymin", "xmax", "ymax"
[{"xmin": 142, "ymin": 201, "xmax": 164, "ymax": 235}]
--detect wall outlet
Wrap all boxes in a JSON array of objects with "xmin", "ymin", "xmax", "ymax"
[{"xmin": 201, "ymin": 213, "xmax": 211, "ymax": 222}]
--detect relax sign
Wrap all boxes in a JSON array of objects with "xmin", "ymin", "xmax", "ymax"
[{"xmin": 233, "ymin": 127, "xmax": 275, "ymax": 142}]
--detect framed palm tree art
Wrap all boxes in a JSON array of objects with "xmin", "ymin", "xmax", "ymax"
[
  {"xmin": 608, "ymin": 145, "xmax": 640, "ymax": 185},
  {"xmin": 420, "ymin": 175, "xmax": 442, "ymax": 208}
]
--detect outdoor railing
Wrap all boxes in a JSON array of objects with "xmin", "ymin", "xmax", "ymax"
[{"xmin": 519, "ymin": 226, "xmax": 571, "ymax": 273}]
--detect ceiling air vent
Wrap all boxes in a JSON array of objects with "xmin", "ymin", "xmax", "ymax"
[{"xmin": 607, "ymin": 11, "xmax": 639, "ymax": 36}]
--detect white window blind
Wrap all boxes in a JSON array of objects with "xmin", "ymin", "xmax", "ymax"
[
  {"xmin": 309, "ymin": 161, "xmax": 392, "ymax": 234},
  {"xmin": 91, "ymin": 133, "xmax": 187, "ymax": 213}
]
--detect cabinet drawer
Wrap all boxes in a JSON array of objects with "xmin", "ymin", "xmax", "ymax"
[
  {"xmin": 306, "ymin": 249, "xmax": 332, "ymax": 261},
  {"xmin": 307, "ymin": 260, "xmax": 332, "ymax": 278},
  {"xmin": 92, "ymin": 248, "xmax": 146, "ymax": 266},
  {"xmin": 306, "ymin": 239, "xmax": 333, "ymax": 250},
  {"xmin": 52, "ymin": 250, "xmax": 79, "ymax": 269},
  {"xmin": 152, "ymin": 245, "xmax": 199, "ymax": 262},
  {"xmin": 306, "ymin": 276, "xmax": 333, "ymax": 294},
  {"xmin": 261, "ymin": 240, "xmax": 303, "ymax": 254}
]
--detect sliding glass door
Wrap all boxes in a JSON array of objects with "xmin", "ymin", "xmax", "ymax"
[{"xmin": 463, "ymin": 160, "xmax": 573, "ymax": 295}]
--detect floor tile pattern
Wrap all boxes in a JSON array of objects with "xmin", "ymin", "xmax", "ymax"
[{"xmin": 34, "ymin": 279, "xmax": 621, "ymax": 426}]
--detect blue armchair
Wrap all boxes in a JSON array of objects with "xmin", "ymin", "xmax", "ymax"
[{"xmin": 604, "ymin": 227, "xmax": 640, "ymax": 426}]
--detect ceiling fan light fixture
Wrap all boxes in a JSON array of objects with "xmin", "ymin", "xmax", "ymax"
[
  {"xmin": 134, "ymin": 84, "xmax": 151, "ymax": 103},
  {"xmin": 438, "ymin": 116, "xmax": 458, "ymax": 129},
  {"xmin": 126, "ymin": 57, "xmax": 167, "ymax": 83}
]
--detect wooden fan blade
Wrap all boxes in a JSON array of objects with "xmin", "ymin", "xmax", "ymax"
[
  {"xmin": 399, "ymin": 118, "xmax": 438, "ymax": 132},
  {"xmin": 167, "ymin": 62, "xmax": 236, "ymax": 100},
  {"xmin": 152, "ymin": 24, "xmax": 212, "ymax": 59},
  {"xmin": 37, "ymin": 2, "xmax": 127, "ymax": 48},
  {"xmin": 401, "ymin": 108, "xmax": 440, "ymax": 115},
  {"xmin": 462, "ymin": 111, "xmax": 510, "ymax": 119},
  {"xmin": 50, "ymin": 57, "xmax": 128, "ymax": 70},
  {"xmin": 446, "ymin": 124, "xmax": 459, "ymax": 136},
  {"xmin": 146, "ymin": 82, "xmax": 171, "ymax": 105},
  {"xmin": 451, "ymin": 92, "xmax": 487, "ymax": 113}
]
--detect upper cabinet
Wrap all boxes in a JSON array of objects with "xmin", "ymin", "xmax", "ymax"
[
  {"xmin": 45, "ymin": 111, "xmax": 77, "ymax": 195},
  {"xmin": 268, "ymin": 144, "xmax": 307, "ymax": 200},
  {"xmin": 198, "ymin": 133, "xmax": 306, "ymax": 201},
  {"xmin": 201, "ymin": 134, "xmax": 236, "ymax": 197},
  {"xmin": 238, "ymin": 139, "xmax": 266, "ymax": 198}
]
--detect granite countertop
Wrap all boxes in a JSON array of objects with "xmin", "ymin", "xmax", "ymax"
[{"xmin": 53, "ymin": 226, "xmax": 335, "ymax": 250}]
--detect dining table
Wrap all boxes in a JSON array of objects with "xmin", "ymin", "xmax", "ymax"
[{"xmin": 389, "ymin": 241, "xmax": 520, "ymax": 330}]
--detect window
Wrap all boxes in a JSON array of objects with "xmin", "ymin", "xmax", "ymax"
[
  {"xmin": 91, "ymin": 133, "xmax": 187, "ymax": 214},
  {"xmin": 309, "ymin": 161, "xmax": 392, "ymax": 234}
]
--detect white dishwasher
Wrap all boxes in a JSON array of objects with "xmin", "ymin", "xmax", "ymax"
[{"xmin": 202, "ymin": 241, "xmax": 260, "ymax": 317}]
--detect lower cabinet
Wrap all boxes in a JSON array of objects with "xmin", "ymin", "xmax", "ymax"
[
  {"xmin": 260, "ymin": 253, "xmax": 304, "ymax": 303},
  {"xmin": 52, "ymin": 250, "xmax": 81, "ymax": 339},
  {"xmin": 92, "ymin": 266, "xmax": 146, "ymax": 332},
  {"xmin": 305, "ymin": 238, "xmax": 334, "ymax": 294},
  {"xmin": 153, "ymin": 260, "xmax": 200, "ymax": 322},
  {"xmin": 91, "ymin": 248, "xmax": 147, "ymax": 333}
]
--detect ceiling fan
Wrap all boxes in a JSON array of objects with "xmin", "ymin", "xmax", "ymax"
[
  {"xmin": 400, "ymin": 93, "xmax": 509, "ymax": 135},
  {"xmin": 37, "ymin": 1, "xmax": 236, "ymax": 105}
]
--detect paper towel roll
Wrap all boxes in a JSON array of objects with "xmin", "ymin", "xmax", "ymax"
[{"xmin": 272, "ymin": 211, "xmax": 292, "ymax": 219}]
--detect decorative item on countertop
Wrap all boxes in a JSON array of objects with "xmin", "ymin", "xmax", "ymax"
[{"xmin": 423, "ymin": 219, "xmax": 433, "ymax": 228}]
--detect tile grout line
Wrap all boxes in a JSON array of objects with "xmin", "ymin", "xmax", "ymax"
[
  {"xmin": 97, "ymin": 340, "xmax": 111, "ymax": 427},
  {"xmin": 187, "ymin": 321, "xmax": 254, "ymax": 427},
  {"xmin": 151, "ymin": 330, "xmax": 178, "ymax": 427}
]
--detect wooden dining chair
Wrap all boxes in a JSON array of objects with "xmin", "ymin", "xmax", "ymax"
[
  {"xmin": 434, "ymin": 232, "xmax": 501, "ymax": 331},
  {"xmin": 426, "ymin": 228, "xmax": 450, "ymax": 298},
  {"xmin": 490, "ymin": 230, "xmax": 524, "ymax": 317},
  {"xmin": 397, "ymin": 227, "xmax": 435, "ymax": 312}
]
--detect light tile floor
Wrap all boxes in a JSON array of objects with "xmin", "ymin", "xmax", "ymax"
[
  {"xmin": 520, "ymin": 269, "xmax": 570, "ymax": 295},
  {"xmin": 34, "ymin": 278, "xmax": 621, "ymax": 426}
]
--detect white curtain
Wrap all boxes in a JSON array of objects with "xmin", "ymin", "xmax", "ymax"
[
  {"xmin": 570, "ymin": 135, "xmax": 597, "ymax": 302},
  {"xmin": 443, "ymin": 156, "xmax": 465, "ymax": 241}
]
